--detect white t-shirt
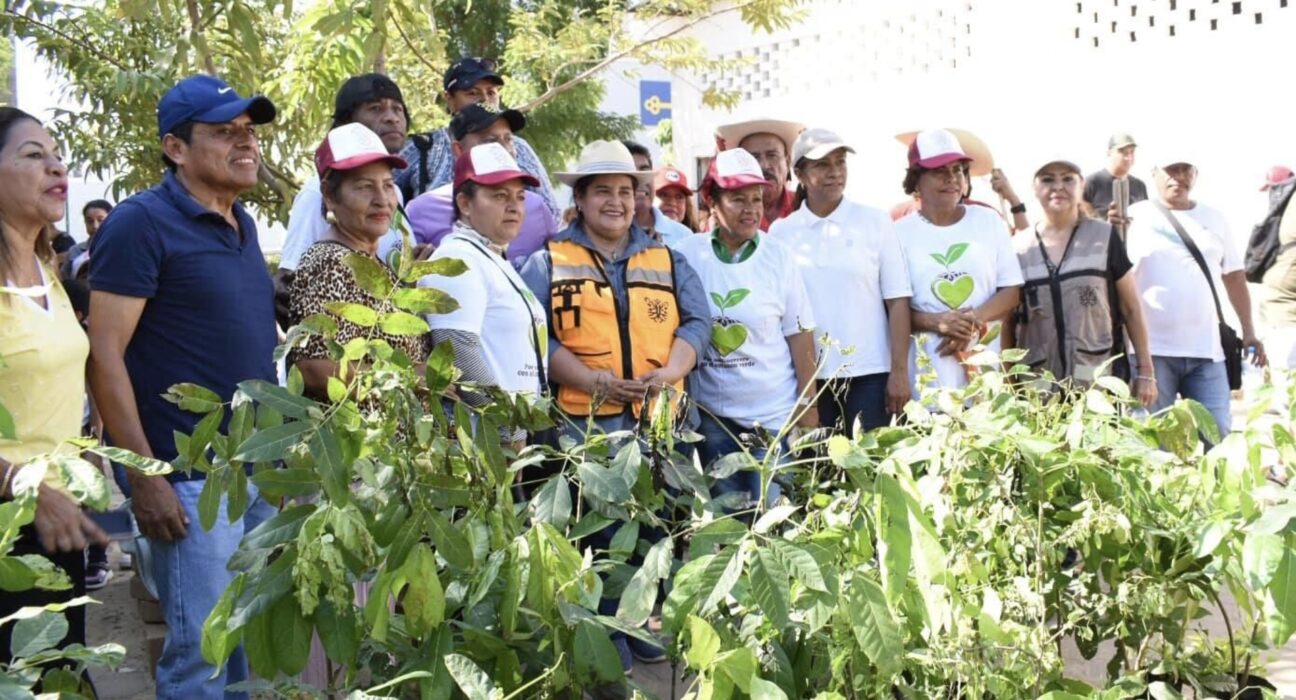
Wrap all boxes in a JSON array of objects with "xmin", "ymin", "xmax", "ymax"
[
  {"xmin": 769, "ymin": 199, "xmax": 912, "ymax": 378},
  {"xmin": 675, "ymin": 234, "xmax": 815, "ymax": 429},
  {"xmin": 895, "ymin": 205, "xmax": 1024, "ymax": 395},
  {"xmin": 280, "ymin": 175, "xmax": 405, "ymax": 271},
  {"xmin": 1125, "ymin": 200, "xmax": 1241, "ymax": 361},
  {"xmin": 421, "ymin": 232, "xmax": 547, "ymax": 394}
]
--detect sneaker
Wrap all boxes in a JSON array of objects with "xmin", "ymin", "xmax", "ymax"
[
  {"xmin": 626, "ymin": 633, "xmax": 666, "ymax": 664},
  {"xmin": 85, "ymin": 564, "xmax": 112, "ymax": 591},
  {"xmin": 612, "ymin": 635, "xmax": 634, "ymax": 674},
  {"xmin": 119, "ymin": 552, "xmax": 133, "ymax": 570}
]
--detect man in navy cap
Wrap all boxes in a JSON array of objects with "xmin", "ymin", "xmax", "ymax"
[
  {"xmin": 394, "ymin": 57, "xmax": 559, "ymax": 222},
  {"xmin": 87, "ymin": 74, "xmax": 279, "ymax": 699}
]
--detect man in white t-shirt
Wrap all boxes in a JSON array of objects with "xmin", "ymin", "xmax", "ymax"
[
  {"xmin": 1125, "ymin": 156, "xmax": 1266, "ymax": 436},
  {"xmin": 273, "ymin": 74, "xmax": 411, "ymax": 327}
]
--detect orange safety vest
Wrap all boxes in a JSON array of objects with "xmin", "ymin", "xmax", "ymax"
[{"xmin": 547, "ymin": 239, "xmax": 681, "ymax": 417}]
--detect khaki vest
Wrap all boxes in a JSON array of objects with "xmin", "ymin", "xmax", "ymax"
[
  {"xmin": 1016, "ymin": 219, "xmax": 1120, "ymax": 384},
  {"xmin": 547, "ymin": 240, "xmax": 682, "ymax": 417}
]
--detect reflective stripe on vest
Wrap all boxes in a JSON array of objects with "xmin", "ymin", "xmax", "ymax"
[{"xmin": 548, "ymin": 240, "xmax": 682, "ymax": 417}]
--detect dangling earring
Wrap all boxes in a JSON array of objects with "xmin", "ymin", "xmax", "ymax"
[{"xmin": 325, "ymin": 211, "xmax": 337, "ymax": 224}]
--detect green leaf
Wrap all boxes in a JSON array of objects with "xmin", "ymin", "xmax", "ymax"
[
  {"xmin": 0, "ymin": 402, "xmax": 14, "ymax": 440},
  {"xmin": 163, "ymin": 383, "xmax": 223, "ymax": 413},
  {"xmin": 685, "ymin": 614, "xmax": 721, "ymax": 670},
  {"xmin": 201, "ymin": 576, "xmax": 242, "ymax": 668},
  {"xmin": 407, "ymin": 257, "xmax": 468, "ymax": 280},
  {"xmin": 234, "ymin": 421, "xmax": 313, "ymax": 462},
  {"xmin": 314, "ymin": 599, "xmax": 359, "ymax": 669},
  {"xmin": 401, "ymin": 544, "xmax": 445, "ymax": 639},
  {"xmin": 573, "ymin": 619, "xmax": 624, "ymax": 684},
  {"xmin": 309, "ymin": 428, "xmax": 351, "ymax": 506},
  {"xmin": 243, "ymin": 598, "xmax": 277, "ymax": 679},
  {"xmin": 10, "ymin": 610, "xmax": 68, "ymax": 658},
  {"xmin": 198, "ymin": 471, "xmax": 224, "ymax": 532},
  {"xmin": 768, "ymin": 539, "xmax": 829, "ymax": 593},
  {"xmin": 750, "ymin": 677, "xmax": 789, "ymax": 700},
  {"xmin": 753, "ymin": 504, "xmax": 798, "ymax": 535},
  {"xmin": 847, "ymin": 575, "xmax": 902, "ymax": 676},
  {"xmin": 568, "ymin": 512, "xmax": 615, "ymax": 540},
  {"xmin": 185, "ymin": 406, "xmax": 225, "ymax": 467},
  {"xmin": 1267, "ymin": 536, "xmax": 1296, "ymax": 645},
  {"xmin": 443, "ymin": 653, "xmax": 498, "ymax": 700},
  {"xmin": 930, "ymin": 252, "xmax": 948, "ymax": 267},
  {"xmin": 0, "ymin": 558, "xmax": 37, "ymax": 592},
  {"xmin": 577, "ymin": 461, "xmax": 631, "ymax": 504},
  {"xmin": 425, "ymin": 340, "xmax": 457, "ymax": 395},
  {"xmin": 50, "ymin": 455, "xmax": 111, "ymax": 511},
  {"xmin": 944, "ymin": 242, "xmax": 969, "ymax": 265},
  {"xmin": 343, "ymin": 253, "xmax": 394, "ymax": 298},
  {"xmin": 710, "ymin": 291, "xmax": 726, "ymax": 309},
  {"xmin": 1243, "ymin": 532, "xmax": 1285, "ymax": 589},
  {"xmin": 427, "ymin": 511, "xmax": 475, "ymax": 570},
  {"xmin": 249, "ymin": 468, "xmax": 320, "ymax": 499},
  {"xmin": 237, "ymin": 505, "xmax": 314, "ymax": 556},
  {"xmin": 89, "ymin": 447, "xmax": 173, "ymax": 476},
  {"xmin": 324, "ymin": 301, "xmax": 379, "ymax": 327},
  {"xmin": 391, "ymin": 287, "xmax": 461, "ymax": 315},
  {"xmin": 238, "ymin": 380, "xmax": 318, "ymax": 421},
  {"xmin": 269, "ymin": 595, "xmax": 312, "ymax": 676},
  {"xmin": 750, "ymin": 548, "xmax": 790, "ymax": 629},
  {"xmin": 701, "ymin": 546, "xmax": 744, "ymax": 613},
  {"xmin": 529, "ymin": 476, "xmax": 571, "ymax": 529},
  {"xmin": 378, "ymin": 311, "xmax": 430, "ymax": 336},
  {"xmin": 717, "ymin": 647, "xmax": 757, "ymax": 693},
  {"xmin": 877, "ymin": 475, "xmax": 912, "ymax": 604},
  {"xmin": 1184, "ymin": 398, "xmax": 1223, "ymax": 446}
]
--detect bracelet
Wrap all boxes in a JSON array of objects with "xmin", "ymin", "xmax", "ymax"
[
  {"xmin": 1135, "ymin": 375, "xmax": 1157, "ymax": 382},
  {"xmin": 1009, "ymin": 202, "xmax": 1027, "ymax": 214}
]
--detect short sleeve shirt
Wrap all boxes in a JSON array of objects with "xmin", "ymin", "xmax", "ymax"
[
  {"xmin": 1083, "ymin": 170, "xmax": 1149, "ymax": 216},
  {"xmin": 89, "ymin": 172, "xmax": 277, "ymax": 478}
]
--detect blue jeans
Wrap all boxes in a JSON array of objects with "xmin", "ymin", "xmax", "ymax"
[
  {"xmin": 818, "ymin": 372, "xmax": 890, "ymax": 436},
  {"xmin": 695, "ymin": 414, "xmax": 785, "ymax": 509},
  {"xmin": 150, "ymin": 479, "xmax": 276, "ymax": 700},
  {"xmin": 1147, "ymin": 356, "xmax": 1232, "ymax": 437}
]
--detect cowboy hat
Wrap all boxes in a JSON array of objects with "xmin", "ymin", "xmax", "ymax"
[
  {"xmin": 716, "ymin": 119, "xmax": 806, "ymax": 156},
  {"xmin": 895, "ymin": 127, "xmax": 995, "ymax": 177},
  {"xmin": 555, "ymin": 140, "xmax": 654, "ymax": 187}
]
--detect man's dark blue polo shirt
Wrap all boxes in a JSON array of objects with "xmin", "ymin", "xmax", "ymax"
[{"xmin": 89, "ymin": 171, "xmax": 276, "ymax": 482}]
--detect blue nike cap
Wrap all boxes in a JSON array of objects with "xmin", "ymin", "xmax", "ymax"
[{"xmin": 157, "ymin": 75, "xmax": 277, "ymax": 140}]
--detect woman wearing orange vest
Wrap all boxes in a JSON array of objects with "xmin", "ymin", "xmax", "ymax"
[
  {"xmin": 519, "ymin": 140, "xmax": 710, "ymax": 677},
  {"xmin": 520, "ymin": 140, "xmax": 710, "ymax": 437}
]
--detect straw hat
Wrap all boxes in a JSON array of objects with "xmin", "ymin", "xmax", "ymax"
[
  {"xmin": 555, "ymin": 140, "xmax": 654, "ymax": 187},
  {"xmin": 895, "ymin": 127, "xmax": 995, "ymax": 177},
  {"xmin": 716, "ymin": 119, "xmax": 806, "ymax": 156}
]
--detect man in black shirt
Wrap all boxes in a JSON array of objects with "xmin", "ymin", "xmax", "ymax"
[{"xmin": 1083, "ymin": 132, "xmax": 1148, "ymax": 222}]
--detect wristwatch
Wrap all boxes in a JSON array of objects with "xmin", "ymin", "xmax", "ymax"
[{"xmin": 1009, "ymin": 202, "xmax": 1027, "ymax": 214}]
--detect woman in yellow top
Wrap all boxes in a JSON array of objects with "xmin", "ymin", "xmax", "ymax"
[{"xmin": 0, "ymin": 107, "xmax": 108, "ymax": 664}]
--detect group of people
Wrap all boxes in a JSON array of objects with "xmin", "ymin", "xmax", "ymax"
[{"xmin": 0, "ymin": 54, "xmax": 1285, "ymax": 698}]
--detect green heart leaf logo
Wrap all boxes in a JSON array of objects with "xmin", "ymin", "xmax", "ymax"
[
  {"xmin": 711, "ymin": 322, "xmax": 749, "ymax": 357},
  {"xmin": 932, "ymin": 275, "xmax": 974, "ymax": 310}
]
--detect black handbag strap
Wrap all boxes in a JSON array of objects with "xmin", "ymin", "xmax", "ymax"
[
  {"xmin": 1152, "ymin": 201, "xmax": 1228, "ymax": 326},
  {"xmin": 454, "ymin": 232, "xmax": 549, "ymax": 397}
]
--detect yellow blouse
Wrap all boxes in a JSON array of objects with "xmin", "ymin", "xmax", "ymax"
[{"xmin": 0, "ymin": 262, "xmax": 89, "ymax": 466}]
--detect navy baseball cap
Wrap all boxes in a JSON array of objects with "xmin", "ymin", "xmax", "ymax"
[
  {"xmin": 157, "ymin": 75, "xmax": 277, "ymax": 140},
  {"xmin": 443, "ymin": 57, "xmax": 503, "ymax": 93}
]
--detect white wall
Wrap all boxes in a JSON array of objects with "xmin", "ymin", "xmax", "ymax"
[{"xmin": 605, "ymin": 0, "xmax": 1296, "ymax": 239}]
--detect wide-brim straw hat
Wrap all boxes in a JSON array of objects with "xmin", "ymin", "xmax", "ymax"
[
  {"xmin": 895, "ymin": 127, "xmax": 995, "ymax": 177},
  {"xmin": 716, "ymin": 119, "xmax": 806, "ymax": 155},
  {"xmin": 555, "ymin": 140, "xmax": 654, "ymax": 187}
]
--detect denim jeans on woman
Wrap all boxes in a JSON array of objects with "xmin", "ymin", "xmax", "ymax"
[
  {"xmin": 817, "ymin": 372, "xmax": 890, "ymax": 436},
  {"xmin": 695, "ymin": 413, "xmax": 786, "ymax": 510},
  {"xmin": 149, "ymin": 480, "xmax": 276, "ymax": 700}
]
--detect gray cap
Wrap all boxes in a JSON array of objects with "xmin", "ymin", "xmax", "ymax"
[
  {"xmin": 1108, "ymin": 132, "xmax": 1137, "ymax": 150},
  {"xmin": 792, "ymin": 128, "xmax": 855, "ymax": 166}
]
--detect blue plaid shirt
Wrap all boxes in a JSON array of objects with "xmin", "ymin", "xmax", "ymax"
[{"xmin": 395, "ymin": 128, "xmax": 560, "ymax": 224}]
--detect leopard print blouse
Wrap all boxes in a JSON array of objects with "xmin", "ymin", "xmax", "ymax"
[{"xmin": 287, "ymin": 241, "xmax": 430, "ymax": 368}]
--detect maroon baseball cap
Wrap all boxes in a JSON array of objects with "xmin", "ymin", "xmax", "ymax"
[
  {"xmin": 907, "ymin": 128, "xmax": 972, "ymax": 170},
  {"xmin": 453, "ymin": 143, "xmax": 540, "ymax": 189},
  {"xmin": 315, "ymin": 123, "xmax": 407, "ymax": 177},
  {"xmin": 1260, "ymin": 165, "xmax": 1294, "ymax": 192},
  {"xmin": 700, "ymin": 149, "xmax": 767, "ymax": 192}
]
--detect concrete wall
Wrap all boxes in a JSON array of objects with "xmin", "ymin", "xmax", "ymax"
[{"xmin": 609, "ymin": 0, "xmax": 1296, "ymax": 239}]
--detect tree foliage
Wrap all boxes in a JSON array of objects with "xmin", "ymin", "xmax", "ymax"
[{"xmin": 2, "ymin": 0, "xmax": 804, "ymax": 219}]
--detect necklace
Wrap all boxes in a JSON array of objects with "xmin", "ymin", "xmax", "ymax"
[{"xmin": 592, "ymin": 235, "xmax": 628, "ymax": 259}]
